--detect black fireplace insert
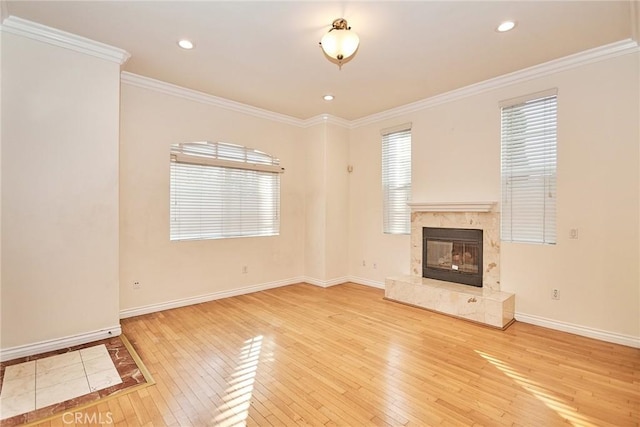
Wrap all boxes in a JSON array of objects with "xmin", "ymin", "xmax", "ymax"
[{"xmin": 423, "ymin": 227, "xmax": 483, "ymax": 287}]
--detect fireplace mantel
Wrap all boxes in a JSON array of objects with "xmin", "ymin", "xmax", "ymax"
[{"xmin": 407, "ymin": 201, "xmax": 496, "ymax": 213}]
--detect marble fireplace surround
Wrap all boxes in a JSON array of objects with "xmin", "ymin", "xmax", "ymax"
[{"xmin": 385, "ymin": 202, "xmax": 515, "ymax": 329}]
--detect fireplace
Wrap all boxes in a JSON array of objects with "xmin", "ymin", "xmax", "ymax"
[
  {"xmin": 423, "ymin": 227, "xmax": 483, "ymax": 287},
  {"xmin": 385, "ymin": 203, "xmax": 514, "ymax": 329}
]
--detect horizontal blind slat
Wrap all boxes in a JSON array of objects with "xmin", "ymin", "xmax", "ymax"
[
  {"xmin": 170, "ymin": 142, "xmax": 281, "ymax": 241},
  {"xmin": 382, "ymin": 129, "xmax": 411, "ymax": 234},
  {"xmin": 501, "ymin": 94, "xmax": 557, "ymax": 245}
]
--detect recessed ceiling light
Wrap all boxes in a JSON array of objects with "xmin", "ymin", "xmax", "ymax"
[
  {"xmin": 497, "ymin": 21, "xmax": 516, "ymax": 32},
  {"xmin": 323, "ymin": 94, "xmax": 334, "ymax": 101},
  {"xmin": 178, "ymin": 39, "xmax": 194, "ymax": 49}
]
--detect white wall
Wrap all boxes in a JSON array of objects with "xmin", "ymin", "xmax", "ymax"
[
  {"xmin": 633, "ymin": 0, "xmax": 640, "ymax": 43},
  {"xmin": 0, "ymin": 29, "xmax": 3, "ymax": 341},
  {"xmin": 303, "ymin": 122, "xmax": 349, "ymax": 284},
  {"xmin": 348, "ymin": 123, "xmax": 412, "ymax": 283},
  {"xmin": 324, "ymin": 124, "xmax": 350, "ymax": 281},
  {"xmin": 119, "ymin": 84, "xmax": 306, "ymax": 312},
  {"xmin": 349, "ymin": 52, "xmax": 640, "ymax": 341},
  {"xmin": 1, "ymin": 32, "xmax": 121, "ymax": 349},
  {"xmin": 304, "ymin": 124, "xmax": 326, "ymax": 281}
]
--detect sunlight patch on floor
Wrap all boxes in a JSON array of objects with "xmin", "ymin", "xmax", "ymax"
[
  {"xmin": 213, "ymin": 336, "xmax": 263, "ymax": 427},
  {"xmin": 475, "ymin": 350, "xmax": 598, "ymax": 426}
]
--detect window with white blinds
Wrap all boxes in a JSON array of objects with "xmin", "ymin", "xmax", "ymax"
[
  {"xmin": 382, "ymin": 125, "xmax": 412, "ymax": 234},
  {"xmin": 170, "ymin": 141, "xmax": 283, "ymax": 241},
  {"xmin": 501, "ymin": 92, "xmax": 557, "ymax": 244}
]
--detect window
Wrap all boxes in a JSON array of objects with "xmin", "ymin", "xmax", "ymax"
[
  {"xmin": 170, "ymin": 141, "xmax": 283, "ymax": 241},
  {"xmin": 382, "ymin": 124, "xmax": 412, "ymax": 234},
  {"xmin": 501, "ymin": 91, "xmax": 557, "ymax": 244}
]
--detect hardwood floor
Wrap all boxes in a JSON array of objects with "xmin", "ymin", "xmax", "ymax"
[{"xmin": 32, "ymin": 283, "xmax": 639, "ymax": 426}]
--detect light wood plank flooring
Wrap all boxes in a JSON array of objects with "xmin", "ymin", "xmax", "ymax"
[{"xmin": 32, "ymin": 283, "xmax": 639, "ymax": 426}]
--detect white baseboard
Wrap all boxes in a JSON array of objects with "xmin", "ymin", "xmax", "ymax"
[
  {"xmin": 120, "ymin": 276, "xmax": 306, "ymax": 319},
  {"xmin": 120, "ymin": 276, "xmax": 381, "ymax": 321},
  {"xmin": 0, "ymin": 325, "xmax": 122, "ymax": 362},
  {"xmin": 347, "ymin": 276, "xmax": 385, "ymax": 289},
  {"xmin": 303, "ymin": 276, "xmax": 349, "ymax": 288},
  {"xmin": 303, "ymin": 276, "xmax": 386, "ymax": 289},
  {"xmin": 115, "ymin": 277, "xmax": 635, "ymax": 349},
  {"xmin": 516, "ymin": 312, "xmax": 640, "ymax": 348}
]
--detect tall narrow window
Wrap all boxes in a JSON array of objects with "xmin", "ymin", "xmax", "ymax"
[
  {"xmin": 501, "ymin": 91, "xmax": 557, "ymax": 244},
  {"xmin": 382, "ymin": 124, "xmax": 412, "ymax": 234},
  {"xmin": 170, "ymin": 141, "xmax": 283, "ymax": 241}
]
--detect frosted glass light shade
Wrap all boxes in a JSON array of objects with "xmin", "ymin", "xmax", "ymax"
[{"xmin": 320, "ymin": 29, "xmax": 359, "ymax": 61}]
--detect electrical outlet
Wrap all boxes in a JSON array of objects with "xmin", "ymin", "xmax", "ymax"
[
  {"xmin": 552, "ymin": 289, "xmax": 560, "ymax": 300},
  {"xmin": 373, "ymin": 262, "xmax": 377, "ymax": 269},
  {"xmin": 569, "ymin": 228, "xmax": 579, "ymax": 239},
  {"xmin": 133, "ymin": 281, "xmax": 141, "ymax": 290},
  {"xmin": 362, "ymin": 260, "xmax": 366, "ymax": 267},
  {"xmin": 242, "ymin": 266, "xmax": 248, "ymax": 274}
]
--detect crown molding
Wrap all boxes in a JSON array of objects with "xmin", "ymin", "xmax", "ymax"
[
  {"xmin": 121, "ymin": 72, "xmax": 306, "ymax": 127},
  {"xmin": 302, "ymin": 114, "xmax": 352, "ymax": 128},
  {"xmin": 0, "ymin": 16, "xmax": 130, "ymax": 64},
  {"xmin": 121, "ymin": 71, "xmax": 350, "ymax": 129},
  {"xmin": 120, "ymin": 38, "xmax": 638, "ymax": 130},
  {"xmin": 350, "ymin": 39, "xmax": 639, "ymax": 128}
]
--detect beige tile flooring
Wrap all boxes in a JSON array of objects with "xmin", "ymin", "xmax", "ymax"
[{"xmin": 0, "ymin": 344, "xmax": 121, "ymax": 420}]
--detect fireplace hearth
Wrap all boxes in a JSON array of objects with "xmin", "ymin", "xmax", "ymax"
[{"xmin": 423, "ymin": 227, "xmax": 483, "ymax": 287}]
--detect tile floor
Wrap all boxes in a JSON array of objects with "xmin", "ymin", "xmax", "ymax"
[
  {"xmin": 0, "ymin": 344, "xmax": 122, "ymax": 420},
  {"xmin": 0, "ymin": 335, "xmax": 148, "ymax": 427}
]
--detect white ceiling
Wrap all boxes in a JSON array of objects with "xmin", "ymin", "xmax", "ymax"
[{"xmin": 4, "ymin": 1, "xmax": 636, "ymax": 120}]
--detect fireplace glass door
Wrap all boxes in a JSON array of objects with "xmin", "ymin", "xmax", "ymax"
[
  {"xmin": 423, "ymin": 227, "xmax": 483, "ymax": 287},
  {"xmin": 425, "ymin": 240, "xmax": 480, "ymax": 274}
]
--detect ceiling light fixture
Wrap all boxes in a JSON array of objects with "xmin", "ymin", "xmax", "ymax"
[
  {"xmin": 319, "ymin": 18, "xmax": 359, "ymax": 70},
  {"xmin": 497, "ymin": 21, "xmax": 516, "ymax": 32},
  {"xmin": 178, "ymin": 39, "xmax": 194, "ymax": 49},
  {"xmin": 323, "ymin": 94, "xmax": 334, "ymax": 101}
]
